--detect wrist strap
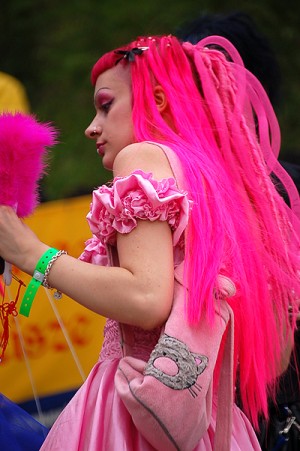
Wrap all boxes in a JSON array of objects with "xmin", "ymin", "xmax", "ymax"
[{"xmin": 20, "ymin": 248, "xmax": 60, "ymax": 317}]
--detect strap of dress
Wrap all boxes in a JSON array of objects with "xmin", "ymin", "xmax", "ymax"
[
  {"xmin": 145, "ymin": 141, "xmax": 187, "ymax": 191},
  {"xmin": 213, "ymin": 303, "xmax": 234, "ymax": 451}
]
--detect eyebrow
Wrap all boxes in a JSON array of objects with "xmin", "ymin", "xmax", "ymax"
[
  {"xmin": 94, "ymin": 88, "xmax": 113, "ymax": 105},
  {"xmin": 95, "ymin": 87, "xmax": 112, "ymax": 96}
]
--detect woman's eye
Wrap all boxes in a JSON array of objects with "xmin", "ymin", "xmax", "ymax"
[{"xmin": 100, "ymin": 100, "xmax": 113, "ymax": 113}]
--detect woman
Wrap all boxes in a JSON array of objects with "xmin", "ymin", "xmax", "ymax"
[{"xmin": 0, "ymin": 35, "xmax": 299, "ymax": 450}]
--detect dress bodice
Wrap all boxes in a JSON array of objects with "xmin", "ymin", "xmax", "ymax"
[{"xmin": 99, "ymin": 318, "xmax": 162, "ymax": 361}]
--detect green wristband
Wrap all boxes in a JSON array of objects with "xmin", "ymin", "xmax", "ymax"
[{"xmin": 20, "ymin": 248, "xmax": 60, "ymax": 317}]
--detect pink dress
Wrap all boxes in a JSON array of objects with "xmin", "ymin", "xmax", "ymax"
[{"xmin": 40, "ymin": 145, "xmax": 261, "ymax": 450}]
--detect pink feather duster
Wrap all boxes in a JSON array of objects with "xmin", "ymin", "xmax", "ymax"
[
  {"xmin": 0, "ymin": 112, "xmax": 58, "ymax": 217},
  {"xmin": 0, "ymin": 113, "xmax": 58, "ymax": 360}
]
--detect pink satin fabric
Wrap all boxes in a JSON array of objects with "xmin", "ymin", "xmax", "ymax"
[{"xmin": 41, "ymin": 320, "xmax": 260, "ymax": 450}]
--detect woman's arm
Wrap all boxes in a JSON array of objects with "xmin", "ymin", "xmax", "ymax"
[
  {"xmin": 0, "ymin": 142, "xmax": 176, "ymax": 330},
  {"xmin": 51, "ymin": 219, "xmax": 174, "ymax": 329}
]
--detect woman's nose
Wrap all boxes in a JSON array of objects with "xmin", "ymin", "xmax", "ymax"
[{"xmin": 85, "ymin": 123, "xmax": 101, "ymax": 139}]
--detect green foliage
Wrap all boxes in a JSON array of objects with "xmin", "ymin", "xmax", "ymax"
[{"xmin": 1, "ymin": 0, "xmax": 299, "ymax": 200}]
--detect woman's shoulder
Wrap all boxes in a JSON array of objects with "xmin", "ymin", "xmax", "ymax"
[{"xmin": 113, "ymin": 141, "xmax": 174, "ymax": 181}]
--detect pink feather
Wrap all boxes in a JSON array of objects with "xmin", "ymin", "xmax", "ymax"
[{"xmin": 0, "ymin": 112, "xmax": 58, "ymax": 217}]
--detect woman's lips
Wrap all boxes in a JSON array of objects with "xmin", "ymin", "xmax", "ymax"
[{"xmin": 96, "ymin": 142, "xmax": 106, "ymax": 156}]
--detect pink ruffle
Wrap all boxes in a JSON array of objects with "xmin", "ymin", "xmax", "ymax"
[
  {"xmin": 79, "ymin": 236, "xmax": 108, "ymax": 266},
  {"xmin": 87, "ymin": 170, "xmax": 191, "ymax": 247}
]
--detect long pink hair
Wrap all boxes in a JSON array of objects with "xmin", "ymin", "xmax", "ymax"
[{"xmin": 91, "ymin": 35, "xmax": 300, "ymax": 427}]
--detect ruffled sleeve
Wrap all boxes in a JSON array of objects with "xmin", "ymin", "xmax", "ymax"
[
  {"xmin": 86, "ymin": 170, "xmax": 191, "ymax": 247},
  {"xmin": 78, "ymin": 236, "xmax": 109, "ymax": 266}
]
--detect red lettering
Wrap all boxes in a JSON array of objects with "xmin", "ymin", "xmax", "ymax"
[
  {"xmin": 48, "ymin": 320, "xmax": 69, "ymax": 352},
  {"xmin": 22, "ymin": 324, "xmax": 46, "ymax": 358},
  {"xmin": 69, "ymin": 314, "xmax": 92, "ymax": 346}
]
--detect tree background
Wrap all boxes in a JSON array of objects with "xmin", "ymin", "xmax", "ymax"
[{"xmin": 1, "ymin": 0, "xmax": 299, "ymax": 200}]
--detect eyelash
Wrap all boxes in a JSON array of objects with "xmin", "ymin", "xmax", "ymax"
[{"xmin": 100, "ymin": 100, "xmax": 113, "ymax": 113}]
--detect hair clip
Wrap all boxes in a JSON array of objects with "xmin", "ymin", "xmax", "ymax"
[{"xmin": 114, "ymin": 47, "xmax": 149, "ymax": 65}]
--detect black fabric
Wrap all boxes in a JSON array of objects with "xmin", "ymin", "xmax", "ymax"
[{"xmin": 259, "ymin": 403, "xmax": 300, "ymax": 451}]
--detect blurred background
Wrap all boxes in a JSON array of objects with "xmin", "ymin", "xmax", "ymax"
[{"xmin": 1, "ymin": 0, "xmax": 299, "ymax": 201}]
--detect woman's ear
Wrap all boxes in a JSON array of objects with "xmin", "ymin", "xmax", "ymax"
[{"xmin": 154, "ymin": 85, "xmax": 168, "ymax": 113}]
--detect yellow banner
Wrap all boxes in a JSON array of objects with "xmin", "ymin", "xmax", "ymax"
[{"xmin": 0, "ymin": 196, "xmax": 106, "ymax": 404}]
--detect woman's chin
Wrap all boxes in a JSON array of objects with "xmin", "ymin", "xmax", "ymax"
[{"xmin": 101, "ymin": 156, "xmax": 113, "ymax": 171}]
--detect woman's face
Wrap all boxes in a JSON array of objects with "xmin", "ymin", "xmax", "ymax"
[{"xmin": 85, "ymin": 65, "xmax": 135, "ymax": 170}]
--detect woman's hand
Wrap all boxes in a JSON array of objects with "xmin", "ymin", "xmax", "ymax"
[{"xmin": 0, "ymin": 205, "xmax": 48, "ymax": 275}]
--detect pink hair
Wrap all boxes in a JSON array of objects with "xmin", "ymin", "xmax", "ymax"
[{"xmin": 91, "ymin": 36, "xmax": 300, "ymax": 427}]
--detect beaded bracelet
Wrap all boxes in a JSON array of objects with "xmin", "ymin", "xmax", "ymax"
[{"xmin": 19, "ymin": 248, "xmax": 67, "ymax": 317}]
